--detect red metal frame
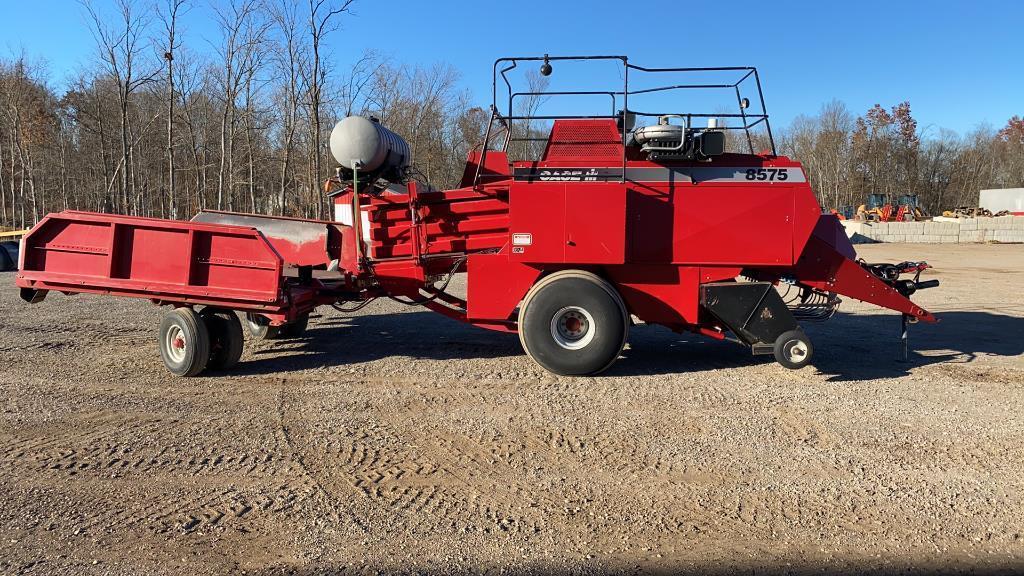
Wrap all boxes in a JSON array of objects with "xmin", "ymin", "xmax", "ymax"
[{"xmin": 16, "ymin": 117, "xmax": 936, "ymax": 356}]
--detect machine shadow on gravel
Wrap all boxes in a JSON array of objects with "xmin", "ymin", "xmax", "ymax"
[
  {"xmin": 806, "ymin": 310, "xmax": 1024, "ymax": 382},
  {"xmin": 231, "ymin": 309, "xmax": 1023, "ymax": 379},
  {"xmin": 233, "ymin": 311, "xmax": 523, "ymax": 375}
]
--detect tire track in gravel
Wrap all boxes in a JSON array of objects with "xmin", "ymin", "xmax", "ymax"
[
  {"xmin": 274, "ymin": 379, "xmax": 371, "ymax": 533},
  {"xmin": 275, "ymin": 378, "xmax": 559, "ymax": 536},
  {"xmin": 2, "ymin": 416, "xmax": 282, "ymax": 479},
  {"xmin": 274, "ymin": 373, "xmax": 752, "ymax": 543},
  {"xmin": 0, "ymin": 378, "xmax": 318, "ymax": 537}
]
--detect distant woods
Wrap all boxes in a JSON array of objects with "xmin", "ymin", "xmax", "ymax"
[
  {"xmin": 778, "ymin": 100, "xmax": 1024, "ymax": 213},
  {"xmin": 0, "ymin": 1, "xmax": 1022, "ymax": 229},
  {"xmin": 0, "ymin": 0, "xmax": 484, "ymax": 228}
]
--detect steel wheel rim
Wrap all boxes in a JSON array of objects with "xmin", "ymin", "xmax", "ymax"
[
  {"xmin": 165, "ymin": 325, "xmax": 187, "ymax": 363},
  {"xmin": 549, "ymin": 306, "xmax": 596, "ymax": 350},
  {"xmin": 784, "ymin": 339, "xmax": 808, "ymax": 363},
  {"xmin": 246, "ymin": 313, "xmax": 265, "ymax": 331}
]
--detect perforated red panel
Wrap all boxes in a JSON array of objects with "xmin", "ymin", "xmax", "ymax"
[{"xmin": 542, "ymin": 120, "xmax": 623, "ymax": 162}]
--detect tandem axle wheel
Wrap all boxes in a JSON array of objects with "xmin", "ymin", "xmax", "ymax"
[
  {"xmin": 158, "ymin": 308, "xmax": 312, "ymax": 376},
  {"xmin": 158, "ymin": 307, "xmax": 246, "ymax": 376}
]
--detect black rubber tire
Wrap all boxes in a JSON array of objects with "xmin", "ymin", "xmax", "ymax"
[
  {"xmin": 245, "ymin": 312, "xmax": 281, "ymax": 340},
  {"xmin": 158, "ymin": 308, "xmax": 211, "ymax": 377},
  {"xmin": 518, "ymin": 270, "xmax": 628, "ymax": 376},
  {"xmin": 201, "ymin": 308, "xmax": 244, "ymax": 371},
  {"xmin": 0, "ymin": 245, "xmax": 13, "ymax": 272},
  {"xmin": 773, "ymin": 329, "xmax": 814, "ymax": 370},
  {"xmin": 1, "ymin": 241, "xmax": 17, "ymax": 269},
  {"xmin": 279, "ymin": 313, "xmax": 309, "ymax": 338}
]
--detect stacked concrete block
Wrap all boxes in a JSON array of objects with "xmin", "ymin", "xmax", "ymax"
[
  {"xmin": 840, "ymin": 216, "xmax": 1024, "ymax": 243},
  {"xmin": 993, "ymin": 229, "xmax": 1024, "ymax": 243},
  {"xmin": 958, "ymin": 229, "xmax": 986, "ymax": 243}
]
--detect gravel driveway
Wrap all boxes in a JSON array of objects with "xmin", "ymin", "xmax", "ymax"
[{"xmin": 1, "ymin": 243, "xmax": 1022, "ymax": 575}]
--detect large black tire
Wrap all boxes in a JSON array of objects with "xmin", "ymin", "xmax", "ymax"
[
  {"xmin": 201, "ymin": 308, "xmax": 244, "ymax": 371},
  {"xmin": 279, "ymin": 313, "xmax": 309, "ymax": 338},
  {"xmin": 773, "ymin": 329, "xmax": 814, "ymax": 370},
  {"xmin": 518, "ymin": 270, "xmax": 628, "ymax": 376},
  {"xmin": 158, "ymin": 308, "xmax": 211, "ymax": 377},
  {"xmin": 244, "ymin": 312, "xmax": 281, "ymax": 340}
]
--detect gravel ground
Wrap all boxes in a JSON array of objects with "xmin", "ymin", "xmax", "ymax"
[{"xmin": 0, "ymin": 243, "xmax": 1022, "ymax": 575}]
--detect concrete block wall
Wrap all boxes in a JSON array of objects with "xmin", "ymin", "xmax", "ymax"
[{"xmin": 841, "ymin": 216, "xmax": 1024, "ymax": 243}]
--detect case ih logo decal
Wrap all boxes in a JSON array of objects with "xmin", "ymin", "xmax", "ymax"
[
  {"xmin": 529, "ymin": 168, "xmax": 603, "ymax": 181},
  {"xmin": 513, "ymin": 166, "xmax": 806, "ymax": 183},
  {"xmin": 514, "ymin": 167, "xmax": 621, "ymax": 182}
]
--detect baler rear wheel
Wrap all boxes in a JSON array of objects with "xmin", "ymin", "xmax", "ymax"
[
  {"xmin": 518, "ymin": 271, "xmax": 628, "ymax": 376},
  {"xmin": 773, "ymin": 329, "xmax": 814, "ymax": 370},
  {"xmin": 201, "ymin": 308, "xmax": 244, "ymax": 371},
  {"xmin": 244, "ymin": 313, "xmax": 281, "ymax": 341},
  {"xmin": 158, "ymin": 308, "xmax": 211, "ymax": 377}
]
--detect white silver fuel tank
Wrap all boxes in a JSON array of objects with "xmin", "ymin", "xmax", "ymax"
[{"xmin": 329, "ymin": 116, "xmax": 411, "ymax": 174}]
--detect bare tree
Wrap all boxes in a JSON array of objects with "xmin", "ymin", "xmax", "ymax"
[
  {"xmin": 159, "ymin": 0, "xmax": 188, "ymax": 218},
  {"xmin": 4, "ymin": 3, "xmax": 1023, "ymax": 228},
  {"xmin": 269, "ymin": 0, "xmax": 307, "ymax": 215},
  {"xmin": 212, "ymin": 0, "xmax": 266, "ymax": 211},
  {"xmin": 83, "ymin": 0, "xmax": 158, "ymax": 215},
  {"xmin": 304, "ymin": 0, "xmax": 354, "ymax": 218}
]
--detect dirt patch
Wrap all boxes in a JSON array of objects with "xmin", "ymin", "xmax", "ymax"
[{"xmin": 1, "ymin": 243, "xmax": 1022, "ymax": 574}]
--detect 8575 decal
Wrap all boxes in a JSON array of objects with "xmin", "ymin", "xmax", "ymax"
[{"xmin": 745, "ymin": 168, "xmax": 789, "ymax": 181}]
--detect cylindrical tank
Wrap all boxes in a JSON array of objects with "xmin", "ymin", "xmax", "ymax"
[{"xmin": 329, "ymin": 116, "xmax": 411, "ymax": 174}]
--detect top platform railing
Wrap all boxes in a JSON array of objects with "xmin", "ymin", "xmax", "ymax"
[{"xmin": 473, "ymin": 55, "xmax": 776, "ymax": 186}]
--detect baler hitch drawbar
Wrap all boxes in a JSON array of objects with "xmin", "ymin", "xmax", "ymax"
[{"xmin": 13, "ymin": 54, "xmax": 940, "ymax": 377}]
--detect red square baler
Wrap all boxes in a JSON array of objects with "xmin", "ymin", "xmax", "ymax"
[{"xmin": 15, "ymin": 55, "xmax": 938, "ymax": 376}]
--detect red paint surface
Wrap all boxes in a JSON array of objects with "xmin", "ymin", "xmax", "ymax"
[{"xmin": 17, "ymin": 118, "xmax": 936, "ymax": 339}]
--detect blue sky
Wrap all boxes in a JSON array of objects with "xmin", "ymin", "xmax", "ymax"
[{"xmin": 1, "ymin": 0, "xmax": 1021, "ymax": 135}]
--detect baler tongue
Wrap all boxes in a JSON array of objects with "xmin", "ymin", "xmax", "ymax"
[
  {"xmin": 793, "ymin": 216, "xmax": 938, "ymax": 323},
  {"xmin": 192, "ymin": 211, "xmax": 343, "ymax": 269}
]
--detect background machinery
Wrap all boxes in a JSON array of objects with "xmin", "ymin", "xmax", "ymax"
[
  {"xmin": 857, "ymin": 193, "xmax": 926, "ymax": 222},
  {"xmin": 13, "ymin": 55, "xmax": 939, "ymax": 376}
]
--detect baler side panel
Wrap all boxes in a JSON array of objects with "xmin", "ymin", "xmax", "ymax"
[
  {"xmin": 509, "ymin": 182, "xmax": 566, "ymax": 263},
  {"xmin": 564, "ymin": 183, "xmax": 627, "ymax": 264},
  {"xmin": 605, "ymin": 264, "xmax": 700, "ymax": 325},
  {"xmin": 673, "ymin": 184, "xmax": 795, "ymax": 266},
  {"xmin": 627, "ymin": 187, "xmax": 673, "ymax": 262},
  {"xmin": 466, "ymin": 252, "xmax": 542, "ymax": 321},
  {"xmin": 791, "ymin": 184, "xmax": 827, "ymax": 264},
  {"xmin": 510, "ymin": 182, "xmax": 626, "ymax": 264}
]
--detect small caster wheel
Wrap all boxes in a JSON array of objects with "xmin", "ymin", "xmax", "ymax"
[
  {"xmin": 773, "ymin": 329, "xmax": 813, "ymax": 370},
  {"xmin": 201, "ymin": 308, "xmax": 244, "ymax": 370},
  {"xmin": 158, "ymin": 307, "xmax": 210, "ymax": 377}
]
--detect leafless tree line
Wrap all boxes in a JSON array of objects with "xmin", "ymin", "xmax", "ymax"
[
  {"xmin": 0, "ymin": 0, "xmax": 486, "ymax": 229},
  {"xmin": 1, "ymin": 1, "xmax": 1022, "ymax": 230},
  {"xmin": 777, "ymin": 100, "xmax": 1024, "ymax": 213}
]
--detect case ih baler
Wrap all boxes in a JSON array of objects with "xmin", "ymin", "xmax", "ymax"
[{"xmin": 14, "ymin": 56, "xmax": 937, "ymax": 376}]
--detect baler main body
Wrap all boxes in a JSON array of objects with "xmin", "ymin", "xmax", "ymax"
[{"xmin": 14, "ymin": 56, "xmax": 938, "ymax": 376}]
